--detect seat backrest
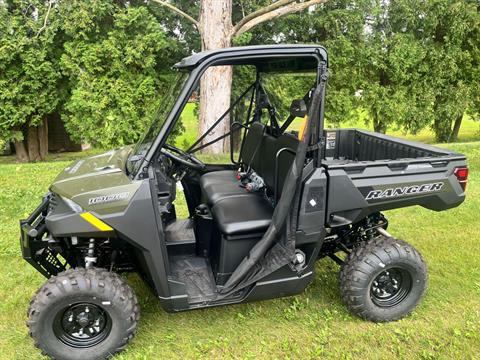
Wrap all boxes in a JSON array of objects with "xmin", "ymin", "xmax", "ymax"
[
  {"xmin": 253, "ymin": 131, "xmax": 299, "ymax": 196},
  {"xmin": 242, "ymin": 123, "xmax": 299, "ymax": 197},
  {"xmin": 240, "ymin": 122, "xmax": 265, "ymax": 168},
  {"xmin": 258, "ymin": 134, "xmax": 278, "ymax": 190}
]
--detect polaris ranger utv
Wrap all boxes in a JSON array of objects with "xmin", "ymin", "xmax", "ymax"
[{"xmin": 20, "ymin": 45, "xmax": 468, "ymax": 359}]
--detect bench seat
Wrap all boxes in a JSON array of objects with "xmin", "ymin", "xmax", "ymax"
[{"xmin": 199, "ymin": 122, "xmax": 299, "ymax": 237}]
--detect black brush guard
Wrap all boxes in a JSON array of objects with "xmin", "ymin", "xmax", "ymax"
[{"xmin": 20, "ymin": 193, "xmax": 67, "ymax": 277}]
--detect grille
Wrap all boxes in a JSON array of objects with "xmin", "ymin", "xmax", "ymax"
[{"xmin": 48, "ymin": 193, "xmax": 58, "ymax": 214}]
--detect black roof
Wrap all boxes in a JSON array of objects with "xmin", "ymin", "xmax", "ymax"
[{"xmin": 174, "ymin": 44, "xmax": 328, "ymax": 71}]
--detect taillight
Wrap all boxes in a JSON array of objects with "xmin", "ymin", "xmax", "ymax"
[{"xmin": 454, "ymin": 167, "xmax": 468, "ymax": 191}]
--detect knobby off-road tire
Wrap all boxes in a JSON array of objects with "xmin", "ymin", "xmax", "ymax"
[
  {"xmin": 27, "ymin": 268, "xmax": 139, "ymax": 360},
  {"xmin": 340, "ymin": 236, "xmax": 428, "ymax": 322}
]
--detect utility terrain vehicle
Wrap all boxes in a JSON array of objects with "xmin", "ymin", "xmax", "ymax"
[{"xmin": 20, "ymin": 45, "xmax": 468, "ymax": 359}]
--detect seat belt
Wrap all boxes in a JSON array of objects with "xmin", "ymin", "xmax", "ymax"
[{"xmin": 244, "ymin": 124, "xmax": 265, "ymax": 173}]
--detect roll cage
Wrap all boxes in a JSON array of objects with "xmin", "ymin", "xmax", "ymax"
[{"xmin": 133, "ymin": 45, "xmax": 328, "ymax": 179}]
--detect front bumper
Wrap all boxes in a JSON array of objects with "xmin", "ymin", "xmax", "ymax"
[{"xmin": 20, "ymin": 193, "xmax": 67, "ymax": 277}]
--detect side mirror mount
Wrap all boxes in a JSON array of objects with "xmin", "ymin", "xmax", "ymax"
[{"xmin": 289, "ymin": 99, "xmax": 308, "ymax": 118}]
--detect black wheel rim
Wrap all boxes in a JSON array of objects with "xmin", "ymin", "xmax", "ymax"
[
  {"xmin": 370, "ymin": 267, "xmax": 413, "ymax": 307},
  {"xmin": 53, "ymin": 303, "xmax": 112, "ymax": 348}
]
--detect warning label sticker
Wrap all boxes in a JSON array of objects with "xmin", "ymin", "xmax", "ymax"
[{"xmin": 326, "ymin": 132, "xmax": 336, "ymax": 150}]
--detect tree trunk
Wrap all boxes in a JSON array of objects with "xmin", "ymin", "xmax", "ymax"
[
  {"xmin": 13, "ymin": 140, "xmax": 29, "ymax": 162},
  {"xmin": 232, "ymin": 97, "xmax": 246, "ymax": 153},
  {"xmin": 27, "ymin": 126, "xmax": 41, "ymax": 162},
  {"xmin": 373, "ymin": 114, "xmax": 387, "ymax": 134},
  {"xmin": 38, "ymin": 117, "xmax": 49, "ymax": 160},
  {"xmin": 198, "ymin": 0, "xmax": 233, "ymax": 154},
  {"xmin": 12, "ymin": 121, "xmax": 49, "ymax": 162},
  {"xmin": 433, "ymin": 117, "xmax": 451, "ymax": 143},
  {"xmin": 450, "ymin": 113, "xmax": 463, "ymax": 142}
]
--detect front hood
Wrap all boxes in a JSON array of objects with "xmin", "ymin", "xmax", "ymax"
[{"xmin": 50, "ymin": 146, "xmax": 142, "ymax": 214}]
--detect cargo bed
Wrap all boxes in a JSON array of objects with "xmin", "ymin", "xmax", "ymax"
[
  {"xmin": 323, "ymin": 129, "xmax": 464, "ymax": 165},
  {"xmin": 322, "ymin": 129, "xmax": 467, "ymax": 227}
]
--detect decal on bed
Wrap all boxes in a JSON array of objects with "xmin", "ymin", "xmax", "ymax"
[{"xmin": 365, "ymin": 182, "xmax": 444, "ymax": 200}]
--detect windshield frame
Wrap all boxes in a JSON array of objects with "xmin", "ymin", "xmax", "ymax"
[{"xmin": 127, "ymin": 70, "xmax": 191, "ymax": 175}]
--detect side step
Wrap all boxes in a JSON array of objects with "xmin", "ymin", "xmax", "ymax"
[
  {"xmin": 170, "ymin": 256, "xmax": 217, "ymax": 304},
  {"xmin": 165, "ymin": 219, "xmax": 196, "ymax": 255}
]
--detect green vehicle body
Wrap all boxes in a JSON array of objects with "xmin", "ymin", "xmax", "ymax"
[
  {"xmin": 50, "ymin": 147, "xmax": 138, "ymax": 215},
  {"xmin": 20, "ymin": 45, "xmax": 468, "ymax": 315}
]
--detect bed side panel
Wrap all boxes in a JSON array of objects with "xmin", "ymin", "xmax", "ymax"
[{"xmin": 326, "ymin": 158, "xmax": 467, "ymax": 226}]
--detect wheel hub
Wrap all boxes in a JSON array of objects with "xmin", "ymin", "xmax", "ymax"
[
  {"xmin": 54, "ymin": 303, "xmax": 112, "ymax": 348},
  {"xmin": 76, "ymin": 312, "xmax": 91, "ymax": 327},
  {"xmin": 370, "ymin": 267, "xmax": 412, "ymax": 307}
]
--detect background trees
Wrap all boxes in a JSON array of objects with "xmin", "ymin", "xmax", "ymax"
[
  {"xmin": 423, "ymin": 0, "xmax": 480, "ymax": 142},
  {"xmin": 0, "ymin": 0, "xmax": 62, "ymax": 161},
  {"xmin": 152, "ymin": 0, "xmax": 328, "ymax": 153},
  {"xmin": 1, "ymin": 0, "xmax": 188, "ymax": 161},
  {"xmin": 59, "ymin": 2, "xmax": 179, "ymax": 148},
  {"xmin": 0, "ymin": 0, "xmax": 479, "ymax": 161},
  {"xmin": 359, "ymin": 0, "xmax": 437, "ymax": 134},
  {"xmin": 248, "ymin": 0, "xmax": 369, "ymax": 127}
]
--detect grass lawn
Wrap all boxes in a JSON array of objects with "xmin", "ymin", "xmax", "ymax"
[
  {"xmin": 176, "ymin": 103, "xmax": 480, "ymax": 147},
  {"xmin": 0, "ymin": 123, "xmax": 479, "ymax": 358}
]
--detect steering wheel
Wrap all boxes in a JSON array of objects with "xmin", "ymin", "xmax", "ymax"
[{"xmin": 160, "ymin": 144, "xmax": 206, "ymax": 172}]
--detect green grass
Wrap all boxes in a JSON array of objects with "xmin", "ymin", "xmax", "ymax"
[
  {"xmin": 338, "ymin": 111, "xmax": 480, "ymax": 144},
  {"xmin": 1, "ymin": 128, "xmax": 480, "ymax": 359},
  {"xmin": 176, "ymin": 102, "xmax": 199, "ymax": 150},
  {"xmin": 176, "ymin": 103, "xmax": 480, "ymax": 147}
]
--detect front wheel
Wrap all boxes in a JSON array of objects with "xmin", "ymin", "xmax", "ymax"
[
  {"xmin": 340, "ymin": 236, "xmax": 428, "ymax": 322},
  {"xmin": 27, "ymin": 268, "xmax": 139, "ymax": 360}
]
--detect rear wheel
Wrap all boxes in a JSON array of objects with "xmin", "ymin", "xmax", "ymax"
[
  {"xmin": 27, "ymin": 268, "xmax": 139, "ymax": 360},
  {"xmin": 339, "ymin": 236, "xmax": 427, "ymax": 322}
]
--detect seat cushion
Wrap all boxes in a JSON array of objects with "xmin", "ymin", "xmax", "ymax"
[
  {"xmin": 202, "ymin": 181, "xmax": 250, "ymax": 205},
  {"xmin": 200, "ymin": 170, "xmax": 238, "ymax": 186},
  {"xmin": 211, "ymin": 195, "xmax": 273, "ymax": 235},
  {"xmin": 200, "ymin": 170, "xmax": 249, "ymax": 205}
]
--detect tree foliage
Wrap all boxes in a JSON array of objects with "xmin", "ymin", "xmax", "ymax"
[
  {"xmin": 241, "ymin": 0, "xmax": 479, "ymax": 141},
  {"xmin": 0, "ymin": 0, "xmax": 62, "ymax": 161},
  {"xmin": 0, "ymin": 0, "xmax": 186, "ymax": 160},
  {"xmin": 60, "ymin": 3, "xmax": 180, "ymax": 148},
  {"xmin": 1, "ymin": 0, "xmax": 479, "ymax": 162},
  {"xmin": 247, "ymin": 0, "xmax": 369, "ymax": 127},
  {"xmin": 358, "ymin": 0, "xmax": 438, "ymax": 134},
  {"xmin": 421, "ymin": 0, "xmax": 480, "ymax": 142}
]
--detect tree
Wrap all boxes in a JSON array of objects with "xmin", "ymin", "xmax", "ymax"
[
  {"xmin": 357, "ymin": 0, "xmax": 479, "ymax": 140},
  {"xmin": 59, "ymin": 2, "xmax": 180, "ymax": 148},
  {"xmin": 247, "ymin": 0, "xmax": 370, "ymax": 127},
  {"xmin": 151, "ymin": 0, "xmax": 328, "ymax": 153},
  {"xmin": 355, "ymin": 0, "xmax": 438, "ymax": 134},
  {"xmin": 0, "ymin": 0, "xmax": 62, "ymax": 162},
  {"xmin": 1, "ymin": 0, "xmax": 188, "ymax": 161},
  {"xmin": 421, "ymin": 0, "xmax": 480, "ymax": 142}
]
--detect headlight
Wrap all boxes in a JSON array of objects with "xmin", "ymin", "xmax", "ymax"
[{"xmin": 61, "ymin": 196, "xmax": 83, "ymax": 213}]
